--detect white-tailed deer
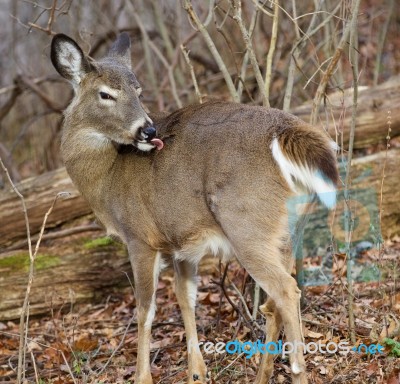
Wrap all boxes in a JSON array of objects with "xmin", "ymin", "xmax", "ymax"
[{"xmin": 51, "ymin": 33, "xmax": 338, "ymax": 384}]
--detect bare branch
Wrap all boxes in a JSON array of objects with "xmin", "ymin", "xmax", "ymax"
[
  {"xmin": 310, "ymin": 7, "xmax": 355, "ymax": 125},
  {"xmin": 127, "ymin": 0, "xmax": 159, "ymax": 101},
  {"xmin": 147, "ymin": 39, "xmax": 183, "ymax": 108},
  {"xmin": 0, "ymin": 157, "xmax": 32, "ymax": 383},
  {"xmin": 264, "ymin": 0, "xmax": 279, "ymax": 102},
  {"xmin": 180, "ymin": 45, "xmax": 203, "ymax": 103},
  {"xmin": 373, "ymin": 0, "xmax": 394, "ymax": 86},
  {"xmin": 183, "ymin": 0, "xmax": 240, "ymax": 102},
  {"xmin": 0, "ymin": 86, "xmax": 22, "ymax": 123},
  {"xmin": 16, "ymin": 76, "xmax": 63, "ymax": 112},
  {"xmin": 232, "ymin": 0, "xmax": 269, "ymax": 107},
  {"xmin": 343, "ymin": 0, "xmax": 362, "ymax": 345},
  {"xmin": 282, "ymin": 1, "xmax": 342, "ymax": 111},
  {"xmin": 237, "ymin": 6, "xmax": 258, "ymax": 100}
]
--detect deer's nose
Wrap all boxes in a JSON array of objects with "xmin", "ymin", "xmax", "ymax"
[{"xmin": 141, "ymin": 125, "xmax": 156, "ymax": 140}]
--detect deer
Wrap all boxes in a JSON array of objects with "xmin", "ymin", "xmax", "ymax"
[{"xmin": 50, "ymin": 32, "xmax": 338, "ymax": 384}]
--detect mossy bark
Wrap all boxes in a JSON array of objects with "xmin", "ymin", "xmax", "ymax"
[{"xmin": 0, "ymin": 235, "xmax": 131, "ymax": 321}]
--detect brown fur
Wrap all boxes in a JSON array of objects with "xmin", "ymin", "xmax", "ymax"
[
  {"xmin": 51, "ymin": 33, "xmax": 338, "ymax": 384},
  {"xmin": 277, "ymin": 122, "xmax": 339, "ymax": 186}
]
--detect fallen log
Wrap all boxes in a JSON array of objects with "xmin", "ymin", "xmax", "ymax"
[
  {"xmin": 301, "ymin": 148, "xmax": 400, "ymax": 251},
  {"xmin": 0, "ymin": 235, "xmax": 131, "ymax": 321},
  {"xmin": 0, "ymin": 168, "xmax": 92, "ymax": 250},
  {"xmin": 347, "ymin": 147, "xmax": 400, "ymax": 239},
  {"xmin": 292, "ymin": 76, "xmax": 400, "ymax": 150}
]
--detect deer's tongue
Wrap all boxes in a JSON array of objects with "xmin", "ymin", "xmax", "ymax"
[{"xmin": 151, "ymin": 138, "xmax": 164, "ymax": 151}]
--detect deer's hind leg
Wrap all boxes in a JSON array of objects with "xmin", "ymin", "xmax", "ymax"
[
  {"xmin": 238, "ymin": 243, "xmax": 306, "ymax": 383},
  {"xmin": 215, "ymin": 207, "xmax": 307, "ymax": 384},
  {"xmin": 242, "ymin": 246, "xmax": 306, "ymax": 383},
  {"xmin": 255, "ymin": 239, "xmax": 298, "ymax": 383},
  {"xmin": 254, "ymin": 297, "xmax": 283, "ymax": 383}
]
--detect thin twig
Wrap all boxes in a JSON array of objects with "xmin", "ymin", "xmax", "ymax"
[
  {"xmin": 232, "ymin": 0, "xmax": 269, "ymax": 107},
  {"xmin": 0, "ymin": 86, "xmax": 22, "ymax": 123},
  {"xmin": 310, "ymin": 2, "xmax": 357, "ymax": 125},
  {"xmin": 373, "ymin": 0, "xmax": 394, "ymax": 86},
  {"xmin": 147, "ymin": 39, "xmax": 182, "ymax": 108},
  {"xmin": 33, "ymin": 193, "xmax": 64, "ymax": 256},
  {"xmin": 61, "ymin": 351, "xmax": 78, "ymax": 384},
  {"xmin": 283, "ymin": 1, "xmax": 341, "ymax": 111},
  {"xmin": 30, "ymin": 350, "xmax": 39, "ymax": 384},
  {"xmin": 237, "ymin": 6, "xmax": 258, "ymax": 100},
  {"xmin": 264, "ymin": 0, "xmax": 279, "ymax": 102},
  {"xmin": 214, "ymin": 352, "xmax": 245, "ymax": 380},
  {"xmin": 180, "ymin": 45, "xmax": 203, "ymax": 103},
  {"xmin": 0, "ymin": 75, "xmax": 59, "ymax": 96},
  {"xmin": 183, "ymin": 0, "xmax": 239, "ymax": 103},
  {"xmin": 96, "ymin": 313, "xmax": 136, "ymax": 376},
  {"xmin": 16, "ymin": 76, "xmax": 63, "ymax": 111},
  {"xmin": 344, "ymin": 0, "xmax": 362, "ymax": 344},
  {"xmin": 0, "ymin": 157, "xmax": 32, "ymax": 384},
  {"xmin": 0, "ymin": 142, "xmax": 20, "ymax": 182},
  {"xmin": 282, "ymin": 0, "xmax": 303, "ymax": 110},
  {"xmin": 379, "ymin": 111, "xmax": 391, "ymax": 228},
  {"xmin": 229, "ymin": 280, "xmax": 263, "ymax": 331},
  {"xmin": 151, "ymin": 1, "xmax": 185, "ymax": 88},
  {"xmin": 211, "ymin": 264, "xmax": 262, "ymax": 332},
  {"xmin": 252, "ymin": 283, "xmax": 260, "ymax": 320},
  {"xmin": 46, "ymin": 0, "xmax": 57, "ymax": 32},
  {"xmin": 128, "ymin": 0, "xmax": 159, "ymax": 100}
]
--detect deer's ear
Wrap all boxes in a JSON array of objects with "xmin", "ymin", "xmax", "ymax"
[
  {"xmin": 107, "ymin": 32, "xmax": 131, "ymax": 69},
  {"xmin": 51, "ymin": 34, "xmax": 93, "ymax": 85}
]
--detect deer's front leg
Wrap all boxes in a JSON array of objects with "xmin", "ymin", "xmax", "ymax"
[
  {"xmin": 128, "ymin": 242, "xmax": 162, "ymax": 384},
  {"xmin": 173, "ymin": 260, "xmax": 208, "ymax": 383}
]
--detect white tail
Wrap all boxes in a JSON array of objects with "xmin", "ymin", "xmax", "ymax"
[
  {"xmin": 271, "ymin": 138, "xmax": 337, "ymax": 208},
  {"xmin": 51, "ymin": 33, "xmax": 338, "ymax": 384}
]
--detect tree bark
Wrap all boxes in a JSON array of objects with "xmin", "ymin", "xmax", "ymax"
[
  {"xmin": 0, "ymin": 237, "xmax": 131, "ymax": 321},
  {"xmin": 0, "ymin": 168, "xmax": 92, "ymax": 250},
  {"xmin": 301, "ymin": 148, "xmax": 400, "ymax": 250},
  {"xmin": 0, "ymin": 168, "xmax": 136, "ymax": 321},
  {"xmin": 292, "ymin": 75, "xmax": 400, "ymax": 150},
  {"xmin": 346, "ymin": 147, "xmax": 400, "ymax": 239}
]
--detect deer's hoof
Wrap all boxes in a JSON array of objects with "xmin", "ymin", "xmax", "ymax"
[{"xmin": 190, "ymin": 370, "xmax": 211, "ymax": 383}]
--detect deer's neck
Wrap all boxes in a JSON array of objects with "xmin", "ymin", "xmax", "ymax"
[{"xmin": 61, "ymin": 127, "xmax": 120, "ymax": 198}]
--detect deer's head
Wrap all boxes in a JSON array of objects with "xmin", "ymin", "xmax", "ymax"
[{"xmin": 51, "ymin": 33, "xmax": 163, "ymax": 151}]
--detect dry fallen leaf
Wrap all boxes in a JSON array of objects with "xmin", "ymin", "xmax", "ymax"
[
  {"xmin": 318, "ymin": 365, "xmax": 327, "ymax": 375},
  {"xmin": 277, "ymin": 374, "xmax": 286, "ymax": 383},
  {"xmin": 306, "ymin": 329, "xmax": 324, "ymax": 339}
]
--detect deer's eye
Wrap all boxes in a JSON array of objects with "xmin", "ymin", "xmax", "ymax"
[{"xmin": 99, "ymin": 91, "xmax": 115, "ymax": 101}]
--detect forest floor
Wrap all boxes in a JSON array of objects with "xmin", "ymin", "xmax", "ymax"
[{"xmin": 0, "ymin": 237, "xmax": 399, "ymax": 384}]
